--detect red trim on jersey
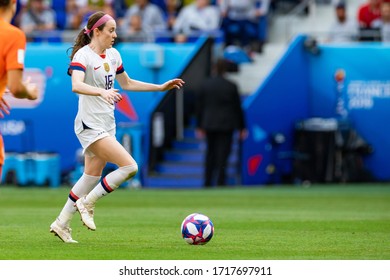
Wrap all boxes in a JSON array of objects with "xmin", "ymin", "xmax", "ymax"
[
  {"xmin": 116, "ymin": 64, "xmax": 124, "ymax": 74},
  {"xmin": 70, "ymin": 62, "xmax": 86, "ymax": 71}
]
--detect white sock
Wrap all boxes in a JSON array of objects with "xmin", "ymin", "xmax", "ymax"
[
  {"xmin": 85, "ymin": 164, "xmax": 138, "ymax": 205},
  {"xmin": 57, "ymin": 173, "xmax": 100, "ymax": 227}
]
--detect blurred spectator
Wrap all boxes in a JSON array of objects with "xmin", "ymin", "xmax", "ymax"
[
  {"xmin": 182, "ymin": 0, "xmax": 216, "ymax": 4},
  {"xmin": 78, "ymin": 0, "xmax": 114, "ymax": 28},
  {"xmin": 173, "ymin": 0, "xmax": 220, "ymax": 36},
  {"xmin": 254, "ymin": 0, "xmax": 270, "ymax": 53},
  {"xmin": 327, "ymin": 2, "xmax": 358, "ymax": 43},
  {"xmin": 195, "ymin": 58, "xmax": 247, "ymax": 188},
  {"xmin": 183, "ymin": 0, "xmax": 194, "ymax": 4},
  {"xmin": 112, "ymin": 0, "xmax": 130, "ymax": 27},
  {"xmin": 119, "ymin": 13, "xmax": 155, "ymax": 42},
  {"xmin": 378, "ymin": 0, "xmax": 390, "ymax": 41},
  {"xmin": 19, "ymin": 0, "xmax": 57, "ymax": 38},
  {"xmin": 219, "ymin": 0, "xmax": 265, "ymax": 52},
  {"xmin": 164, "ymin": 0, "xmax": 183, "ymax": 30},
  {"xmin": 65, "ymin": 0, "xmax": 83, "ymax": 29},
  {"xmin": 121, "ymin": 0, "xmax": 167, "ymax": 33},
  {"xmin": 357, "ymin": 0, "xmax": 381, "ymax": 28}
]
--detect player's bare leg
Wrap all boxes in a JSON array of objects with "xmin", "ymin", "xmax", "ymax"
[{"xmin": 75, "ymin": 136, "xmax": 137, "ymax": 230}]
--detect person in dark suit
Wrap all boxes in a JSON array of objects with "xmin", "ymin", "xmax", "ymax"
[{"xmin": 196, "ymin": 58, "xmax": 247, "ymax": 187}]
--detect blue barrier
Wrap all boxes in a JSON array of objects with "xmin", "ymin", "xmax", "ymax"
[{"xmin": 2, "ymin": 152, "xmax": 60, "ymax": 187}]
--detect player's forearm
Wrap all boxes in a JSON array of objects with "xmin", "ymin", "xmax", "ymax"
[
  {"xmin": 72, "ymin": 81, "xmax": 103, "ymax": 96},
  {"xmin": 9, "ymin": 83, "xmax": 33, "ymax": 100},
  {"xmin": 122, "ymin": 79, "xmax": 163, "ymax": 92}
]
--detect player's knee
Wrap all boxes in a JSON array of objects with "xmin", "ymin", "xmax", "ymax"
[{"xmin": 119, "ymin": 163, "xmax": 138, "ymax": 180}]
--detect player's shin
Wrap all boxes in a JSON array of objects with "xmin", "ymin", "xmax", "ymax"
[{"xmin": 86, "ymin": 163, "xmax": 138, "ymax": 203}]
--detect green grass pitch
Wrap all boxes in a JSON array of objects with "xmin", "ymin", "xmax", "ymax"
[{"xmin": 0, "ymin": 184, "xmax": 389, "ymax": 260}]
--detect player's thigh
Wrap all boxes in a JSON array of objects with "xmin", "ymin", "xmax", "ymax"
[
  {"xmin": 88, "ymin": 136, "xmax": 136, "ymax": 167},
  {"xmin": 84, "ymin": 155, "xmax": 107, "ymax": 176}
]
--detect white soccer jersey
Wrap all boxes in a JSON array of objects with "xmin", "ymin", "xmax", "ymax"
[{"xmin": 69, "ymin": 45, "xmax": 125, "ymax": 134}]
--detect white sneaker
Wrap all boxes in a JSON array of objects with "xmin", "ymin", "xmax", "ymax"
[
  {"xmin": 75, "ymin": 196, "xmax": 96, "ymax": 230},
  {"xmin": 50, "ymin": 219, "xmax": 78, "ymax": 243}
]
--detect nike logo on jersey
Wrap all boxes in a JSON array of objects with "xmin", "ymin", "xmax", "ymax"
[{"xmin": 94, "ymin": 66, "xmax": 101, "ymax": 70}]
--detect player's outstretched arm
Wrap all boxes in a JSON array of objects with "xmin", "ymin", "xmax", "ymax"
[
  {"xmin": 160, "ymin": 78, "xmax": 185, "ymax": 91},
  {"xmin": 116, "ymin": 72, "xmax": 184, "ymax": 92}
]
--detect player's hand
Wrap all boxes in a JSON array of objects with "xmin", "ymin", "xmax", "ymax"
[
  {"xmin": 101, "ymin": 88, "xmax": 122, "ymax": 105},
  {"xmin": 0, "ymin": 96, "xmax": 11, "ymax": 118},
  {"xmin": 161, "ymin": 78, "xmax": 185, "ymax": 91},
  {"xmin": 23, "ymin": 77, "xmax": 39, "ymax": 100}
]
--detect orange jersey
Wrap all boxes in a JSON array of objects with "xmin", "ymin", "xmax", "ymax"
[
  {"xmin": 0, "ymin": 135, "xmax": 3, "ymax": 165},
  {"xmin": 0, "ymin": 18, "xmax": 26, "ymax": 98}
]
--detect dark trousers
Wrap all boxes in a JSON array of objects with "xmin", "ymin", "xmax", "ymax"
[{"xmin": 204, "ymin": 130, "xmax": 234, "ymax": 187}]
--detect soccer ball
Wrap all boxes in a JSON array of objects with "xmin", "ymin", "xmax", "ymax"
[{"xmin": 181, "ymin": 213, "xmax": 214, "ymax": 245}]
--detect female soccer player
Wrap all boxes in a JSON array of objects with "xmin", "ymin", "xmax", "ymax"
[
  {"xmin": 0, "ymin": 0, "xmax": 38, "ymax": 177},
  {"xmin": 50, "ymin": 11, "xmax": 184, "ymax": 243}
]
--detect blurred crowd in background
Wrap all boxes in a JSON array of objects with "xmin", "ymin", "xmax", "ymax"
[
  {"xmin": 10, "ymin": 0, "xmax": 272, "ymax": 54},
  {"xmin": 328, "ymin": 0, "xmax": 390, "ymax": 43},
  {"xmin": 9, "ymin": 0, "xmax": 390, "ymax": 56}
]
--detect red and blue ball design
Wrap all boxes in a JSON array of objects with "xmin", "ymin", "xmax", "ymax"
[{"xmin": 181, "ymin": 213, "xmax": 214, "ymax": 245}]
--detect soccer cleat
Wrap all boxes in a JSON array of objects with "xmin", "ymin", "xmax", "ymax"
[
  {"xmin": 75, "ymin": 197, "xmax": 96, "ymax": 230},
  {"xmin": 50, "ymin": 219, "xmax": 78, "ymax": 243}
]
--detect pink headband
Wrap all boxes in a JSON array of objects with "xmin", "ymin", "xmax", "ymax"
[{"xmin": 84, "ymin": 14, "xmax": 114, "ymax": 36}]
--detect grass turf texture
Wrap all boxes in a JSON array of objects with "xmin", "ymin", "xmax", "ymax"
[{"xmin": 0, "ymin": 184, "xmax": 389, "ymax": 260}]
